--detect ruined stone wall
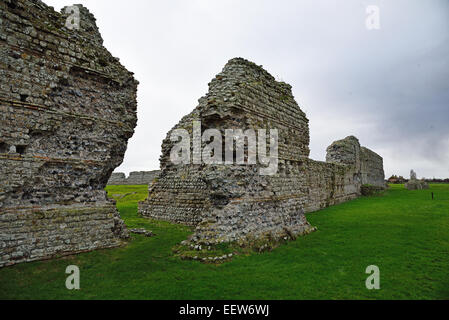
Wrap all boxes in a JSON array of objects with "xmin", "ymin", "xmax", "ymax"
[
  {"xmin": 325, "ymin": 136, "xmax": 385, "ymax": 188},
  {"xmin": 0, "ymin": 0, "xmax": 138, "ymax": 267},
  {"xmin": 139, "ymin": 58, "xmax": 384, "ymax": 258},
  {"xmin": 303, "ymin": 159, "xmax": 358, "ymax": 213},
  {"xmin": 107, "ymin": 170, "xmax": 160, "ymax": 185},
  {"xmin": 108, "ymin": 172, "xmax": 127, "ymax": 185},
  {"xmin": 140, "ymin": 58, "xmax": 311, "ymax": 228},
  {"xmin": 360, "ymin": 147, "xmax": 385, "ymax": 187},
  {"xmin": 301, "ymin": 135, "xmax": 383, "ymax": 214},
  {"xmin": 139, "ymin": 58, "xmax": 384, "ymax": 257}
]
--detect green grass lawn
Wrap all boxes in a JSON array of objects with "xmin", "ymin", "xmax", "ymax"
[{"xmin": 1, "ymin": 184, "xmax": 448, "ymax": 300}]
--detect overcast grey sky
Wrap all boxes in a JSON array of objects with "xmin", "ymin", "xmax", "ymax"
[{"xmin": 46, "ymin": 0, "xmax": 449, "ymax": 179}]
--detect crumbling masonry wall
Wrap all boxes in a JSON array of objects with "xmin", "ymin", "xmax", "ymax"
[
  {"xmin": 138, "ymin": 58, "xmax": 384, "ymax": 255},
  {"xmin": 306, "ymin": 135, "xmax": 385, "ymax": 212},
  {"xmin": 0, "ymin": 0, "xmax": 138, "ymax": 267}
]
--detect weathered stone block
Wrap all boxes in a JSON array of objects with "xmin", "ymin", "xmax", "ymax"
[{"xmin": 405, "ymin": 170, "xmax": 429, "ymax": 190}]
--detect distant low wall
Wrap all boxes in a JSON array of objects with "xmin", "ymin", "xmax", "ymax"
[
  {"xmin": 304, "ymin": 159, "xmax": 360, "ymax": 213},
  {"xmin": 107, "ymin": 171, "xmax": 160, "ymax": 185}
]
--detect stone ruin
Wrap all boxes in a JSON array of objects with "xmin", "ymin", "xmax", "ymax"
[
  {"xmin": 107, "ymin": 170, "xmax": 160, "ymax": 185},
  {"xmin": 0, "ymin": 0, "xmax": 138, "ymax": 267},
  {"xmin": 138, "ymin": 58, "xmax": 385, "ymax": 260},
  {"xmin": 0, "ymin": 1, "xmax": 385, "ymax": 267},
  {"xmin": 405, "ymin": 170, "xmax": 429, "ymax": 190}
]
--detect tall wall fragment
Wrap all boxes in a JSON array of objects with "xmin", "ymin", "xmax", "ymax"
[
  {"xmin": 138, "ymin": 58, "xmax": 385, "ymax": 257},
  {"xmin": 360, "ymin": 147, "xmax": 385, "ymax": 187},
  {"xmin": 0, "ymin": 0, "xmax": 138, "ymax": 267}
]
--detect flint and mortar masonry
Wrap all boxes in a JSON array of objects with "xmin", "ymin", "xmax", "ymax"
[
  {"xmin": 138, "ymin": 58, "xmax": 385, "ymax": 256},
  {"xmin": 0, "ymin": 0, "xmax": 138, "ymax": 267}
]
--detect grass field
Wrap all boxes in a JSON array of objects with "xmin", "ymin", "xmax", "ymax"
[{"xmin": 0, "ymin": 184, "xmax": 448, "ymax": 300}]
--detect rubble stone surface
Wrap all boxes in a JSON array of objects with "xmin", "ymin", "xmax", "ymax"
[{"xmin": 0, "ymin": 0, "xmax": 138, "ymax": 267}]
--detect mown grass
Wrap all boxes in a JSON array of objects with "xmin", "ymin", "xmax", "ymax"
[{"xmin": 0, "ymin": 184, "xmax": 448, "ymax": 300}]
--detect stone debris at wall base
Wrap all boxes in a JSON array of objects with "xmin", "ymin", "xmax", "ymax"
[{"xmin": 129, "ymin": 228, "xmax": 155, "ymax": 237}]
